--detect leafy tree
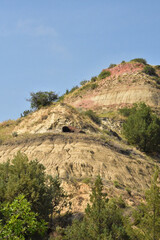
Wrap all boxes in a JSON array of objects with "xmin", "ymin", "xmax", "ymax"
[
  {"xmin": 0, "ymin": 194, "xmax": 47, "ymax": 240},
  {"xmin": 63, "ymin": 176, "xmax": 130, "ymax": 240},
  {"xmin": 28, "ymin": 91, "xmax": 58, "ymax": 110},
  {"xmin": 133, "ymin": 168, "xmax": 160, "ymax": 240},
  {"xmin": 123, "ymin": 103, "xmax": 160, "ymax": 153},
  {"xmin": 98, "ymin": 71, "xmax": 111, "ymax": 79},
  {"xmin": 0, "ymin": 152, "xmax": 66, "ymax": 223}
]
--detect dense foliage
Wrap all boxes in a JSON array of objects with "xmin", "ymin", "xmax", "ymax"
[
  {"xmin": 143, "ymin": 65, "xmax": 157, "ymax": 76},
  {"xmin": 122, "ymin": 103, "xmax": 160, "ymax": 152},
  {"xmin": 0, "ymin": 152, "xmax": 66, "ymax": 222},
  {"xmin": 28, "ymin": 91, "xmax": 58, "ymax": 110},
  {"xmin": 130, "ymin": 58, "xmax": 147, "ymax": 65},
  {"xmin": 133, "ymin": 168, "xmax": 160, "ymax": 240},
  {"xmin": 0, "ymin": 194, "xmax": 47, "ymax": 239},
  {"xmin": 98, "ymin": 70, "xmax": 111, "ymax": 79}
]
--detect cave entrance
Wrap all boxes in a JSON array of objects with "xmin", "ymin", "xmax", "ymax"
[{"xmin": 62, "ymin": 126, "xmax": 73, "ymax": 133}]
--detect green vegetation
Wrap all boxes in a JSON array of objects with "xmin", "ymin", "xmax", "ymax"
[
  {"xmin": 28, "ymin": 91, "xmax": 58, "ymax": 110},
  {"xmin": 21, "ymin": 109, "xmax": 32, "ymax": 117},
  {"xmin": 113, "ymin": 180, "xmax": 121, "ymax": 188},
  {"xmin": 0, "ymin": 194, "xmax": 47, "ymax": 239},
  {"xmin": 108, "ymin": 63, "xmax": 117, "ymax": 68},
  {"xmin": 122, "ymin": 103, "xmax": 160, "ymax": 152},
  {"xmin": 80, "ymin": 83, "xmax": 98, "ymax": 91},
  {"xmin": 69, "ymin": 85, "xmax": 79, "ymax": 93},
  {"xmin": 84, "ymin": 109, "xmax": 101, "ymax": 125},
  {"xmin": 133, "ymin": 168, "xmax": 160, "ymax": 239},
  {"xmin": 0, "ymin": 152, "xmax": 66, "ymax": 223},
  {"xmin": 98, "ymin": 70, "xmax": 111, "ymax": 79},
  {"xmin": 91, "ymin": 76, "xmax": 98, "ymax": 82},
  {"xmin": 62, "ymin": 176, "xmax": 130, "ymax": 240},
  {"xmin": 119, "ymin": 106, "xmax": 136, "ymax": 117},
  {"xmin": 130, "ymin": 58, "xmax": 147, "ymax": 65},
  {"xmin": 80, "ymin": 80, "xmax": 88, "ymax": 86},
  {"xmin": 143, "ymin": 65, "xmax": 157, "ymax": 76}
]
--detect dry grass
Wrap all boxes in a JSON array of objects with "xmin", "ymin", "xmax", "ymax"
[{"xmin": 0, "ymin": 119, "xmax": 20, "ymax": 143}]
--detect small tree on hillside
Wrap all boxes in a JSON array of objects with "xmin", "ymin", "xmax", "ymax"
[{"xmin": 28, "ymin": 91, "xmax": 58, "ymax": 110}]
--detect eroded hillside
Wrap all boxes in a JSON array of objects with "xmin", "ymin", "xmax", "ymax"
[
  {"xmin": 64, "ymin": 62, "xmax": 160, "ymax": 112},
  {"xmin": 0, "ymin": 60, "xmax": 160, "ymax": 213}
]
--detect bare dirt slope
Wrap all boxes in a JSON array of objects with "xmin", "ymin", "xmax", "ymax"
[{"xmin": 0, "ymin": 132, "xmax": 158, "ymax": 212}]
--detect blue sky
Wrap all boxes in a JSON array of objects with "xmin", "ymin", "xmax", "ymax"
[{"xmin": 0, "ymin": 0, "xmax": 160, "ymax": 122}]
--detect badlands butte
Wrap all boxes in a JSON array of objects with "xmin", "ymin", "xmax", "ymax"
[{"xmin": 1, "ymin": 59, "xmax": 160, "ymax": 212}]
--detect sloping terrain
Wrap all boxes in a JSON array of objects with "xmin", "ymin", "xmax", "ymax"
[
  {"xmin": 0, "ymin": 132, "xmax": 158, "ymax": 212},
  {"xmin": 0, "ymin": 60, "xmax": 160, "ymax": 213}
]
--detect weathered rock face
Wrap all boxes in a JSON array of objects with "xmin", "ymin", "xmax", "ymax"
[
  {"xmin": 65, "ymin": 63, "xmax": 160, "ymax": 111},
  {"xmin": 0, "ymin": 133, "xmax": 158, "ymax": 211},
  {"xmin": 13, "ymin": 103, "xmax": 99, "ymax": 135}
]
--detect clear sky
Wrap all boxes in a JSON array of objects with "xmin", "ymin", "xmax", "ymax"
[{"xmin": 0, "ymin": 0, "xmax": 160, "ymax": 122}]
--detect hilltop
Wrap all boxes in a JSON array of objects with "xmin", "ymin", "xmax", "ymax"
[
  {"xmin": 0, "ymin": 58, "xmax": 160, "ymax": 213},
  {"xmin": 64, "ymin": 60, "xmax": 160, "ymax": 113}
]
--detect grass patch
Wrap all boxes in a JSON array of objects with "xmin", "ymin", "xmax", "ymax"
[{"xmin": 0, "ymin": 119, "xmax": 18, "ymax": 143}]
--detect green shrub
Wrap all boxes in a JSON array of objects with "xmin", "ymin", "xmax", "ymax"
[
  {"xmin": 121, "ymin": 60, "xmax": 126, "ymax": 64},
  {"xmin": 123, "ymin": 103, "xmax": 160, "ymax": 153},
  {"xmin": 12, "ymin": 132, "xmax": 18, "ymax": 137},
  {"xmin": 90, "ymin": 83, "xmax": 98, "ymax": 89},
  {"xmin": 130, "ymin": 58, "xmax": 147, "ymax": 65},
  {"xmin": 21, "ymin": 110, "xmax": 32, "ymax": 118},
  {"xmin": 91, "ymin": 76, "xmax": 98, "ymax": 82},
  {"xmin": 143, "ymin": 65, "xmax": 157, "ymax": 76},
  {"xmin": 84, "ymin": 110, "xmax": 101, "ymax": 125},
  {"xmin": 69, "ymin": 86, "xmax": 79, "ymax": 93},
  {"xmin": 98, "ymin": 70, "xmax": 111, "ymax": 79},
  {"xmin": 80, "ymin": 83, "xmax": 98, "ymax": 92},
  {"xmin": 119, "ymin": 106, "xmax": 136, "ymax": 117},
  {"xmin": 108, "ymin": 64, "xmax": 116, "ymax": 69},
  {"xmin": 114, "ymin": 180, "xmax": 121, "ymax": 188},
  {"xmin": 80, "ymin": 80, "xmax": 88, "ymax": 86}
]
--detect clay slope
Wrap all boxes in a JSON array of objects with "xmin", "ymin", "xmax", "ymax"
[
  {"xmin": 0, "ymin": 132, "xmax": 158, "ymax": 212},
  {"xmin": 65, "ymin": 62, "xmax": 160, "ymax": 111}
]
